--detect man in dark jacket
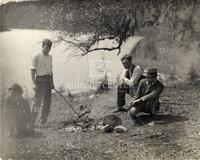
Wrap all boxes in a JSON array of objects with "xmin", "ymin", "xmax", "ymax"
[{"xmin": 128, "ymin": 68, "xmax": 164, "ymax": 125}]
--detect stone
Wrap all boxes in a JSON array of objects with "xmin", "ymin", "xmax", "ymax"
[
  {"xmin": 147, "ymin": 121, "xmax": 155, "ymax": 126},
  {"xmin": 114, "ymin": 125, "xmax": 127, "ymax": 133},
  {"xmin": 89, "ymin": 94, "xmax": 95, "ymax": 99},
  {"xmin": 102, "ymin": 114, "xmax": 122, "ymax": 128},
  {"xmin": 101, "ymin": 125, "xmax": 114, "ymax": 133},
  {"xmin": 65, "ymin": 126, "xmax": 80, "ymax": 132}
]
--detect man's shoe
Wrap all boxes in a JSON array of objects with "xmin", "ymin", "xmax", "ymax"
[
  {"xmin": 131, "ymin": 116, "xmax": 140, "ymax": 126},
  {"xmin": 132, "ymin": 119, "xmax": 140, "ymax": 126}
]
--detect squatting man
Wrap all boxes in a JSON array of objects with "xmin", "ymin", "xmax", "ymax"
[{"xmin": 125, "ymin": 67, "xmax": 164, "ymax": 125}]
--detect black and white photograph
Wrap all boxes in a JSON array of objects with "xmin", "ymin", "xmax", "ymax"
[{"xmin": 0, "ymin": 0, "xmax": 200, "ymax": 159}]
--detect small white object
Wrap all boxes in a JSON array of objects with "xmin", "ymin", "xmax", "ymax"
[
  {"xmin": 89, "ymin": 94, "xmax": 95, "ymax": 99},
  {"xmin": 114, "ymin": 125, "xmax": 127, "ymax": 133},
  {"xmin": 147, "ymin": 121, "xmax": 155, "ymax": 126},
  {"xmin": 65, "ymin": 126, "xmax": 79, "ymax": 132}
]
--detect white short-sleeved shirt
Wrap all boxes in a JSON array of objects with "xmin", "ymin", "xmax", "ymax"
[{"xmin": 31, "ymin": 53, "xmax": 53, "ymax": 76}]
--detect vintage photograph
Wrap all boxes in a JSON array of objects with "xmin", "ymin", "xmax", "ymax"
[{"xmin": 0, "ymin": 0, "xmax": 200, "ymax": 159}]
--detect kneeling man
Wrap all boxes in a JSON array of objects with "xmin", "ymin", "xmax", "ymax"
[{"xmin": 129, "ymin": 68, "xmax": 164, "ymax": 125}]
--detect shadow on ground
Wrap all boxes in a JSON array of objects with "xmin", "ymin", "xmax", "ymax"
[{"xmin": 138, "ymin": 114, "xmax": 188, "ymax": 125}]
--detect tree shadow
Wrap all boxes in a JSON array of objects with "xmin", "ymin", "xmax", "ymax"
[{"xmin": 137, "ymin": 114, "xmax": 188, "ymax": 125}]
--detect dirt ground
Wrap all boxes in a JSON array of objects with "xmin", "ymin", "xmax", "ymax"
[{"xmin": 1, "ymin": 83, "xmax": 200, "ymax": 160}]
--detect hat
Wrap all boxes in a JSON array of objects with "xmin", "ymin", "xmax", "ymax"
[
  {"xmin": 8, "ymin": 83, "xmax": 23, "ymax": 93},
  {"xmin": 146, "ymin": 68, "xmax": 158, "ymax": 77}
]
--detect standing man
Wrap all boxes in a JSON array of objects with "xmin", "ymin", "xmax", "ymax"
[
  {"xmin": 114, "ymin": 54, "xmax": 144, "ymax": 113},
  {"xmin": 129, "ymin": 68, "xmax": 164, "ymax": 125},
  {"xmin": 31, "ymin": 39, "xmax": 55, "ymax": 126}
]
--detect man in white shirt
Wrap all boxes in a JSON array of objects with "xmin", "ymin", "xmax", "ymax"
[
  {"xmin": 114, "ymin": 54, "xmax": 144, "ymax": 112},
  {"xmin": 30, "ymin": 39, "xmax": 55, "ymax": 125}
]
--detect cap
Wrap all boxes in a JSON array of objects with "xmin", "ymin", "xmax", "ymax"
[{"xmin": 8, "ymin": 83, "xmax": 23, "ymax": 93}]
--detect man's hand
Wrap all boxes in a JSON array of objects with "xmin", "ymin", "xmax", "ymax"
[
  {"xmin": 33, "ymin": 84, "xmax": 38, "ymax": 91},
  {"xmin": 119, "ymin": 75, "xmax": 126, "ymax": 82},
  {"xmin": 122, "ymin": 104, "xmax": 131, "ymax": 110},
  {"xmin": 130, "ymin": 99, "xmax": 142, "ymax": 106}
]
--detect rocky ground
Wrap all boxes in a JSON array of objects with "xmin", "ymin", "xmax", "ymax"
[{"xmin": 1, "ymin": 83, "xmax": 200, "ymax": 160}]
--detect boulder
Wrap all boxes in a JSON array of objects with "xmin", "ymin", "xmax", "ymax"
[
  {"xmin": 114, "ymin": 125, "xmax": 127, "ymax": 133},
  {"xmin": 102, "ymin": 114, "xmax": 122, "ymax": 128}
]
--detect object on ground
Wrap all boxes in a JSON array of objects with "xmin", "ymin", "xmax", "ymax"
[
  {"xmin": 114, "ymin": 125, "xmax": 127, "ymax": 133},
  {"xmin": 147, "ymin": 121, "xmax": 155, "ymax": 126},
  {"xmin": 89, "ymin": 94, "xmax": 95, "ymax": 99},
  {"xmin": 65, "ymin": 126, "xmax": 80, "ymax": 132},
  {"xmin": 102, "ymin": 114, "xmax": 122, "ymax": 128},
  {"xmin": 101, "ymin": 125, "xmax": 114, "ymax": 133},
  {"xmin": 96, "ymin": 73, "xmax": 109, "ymax": 93}
]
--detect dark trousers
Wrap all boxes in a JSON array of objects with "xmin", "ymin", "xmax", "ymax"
[
  {"xmin": 6, "ymin": 112, "xmax": 30, "ymax": 135},
  {"xmin": 129, "ymin": 101, "xmax": 160, "ymax": 117},
  {"xmin": 117, "ymin": 82, "xmax": 130, "ymax": 108},
  {"xmin": 32, "ymin": 77, "xmax": 52, "ymax": 123}
]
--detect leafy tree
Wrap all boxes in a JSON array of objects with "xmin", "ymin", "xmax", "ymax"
[{"xmin": 44, "ymin": 0, "xmax": 200, "ymax": 59}]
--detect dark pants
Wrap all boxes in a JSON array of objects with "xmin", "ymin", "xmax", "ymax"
[
  {"xmin": 6, "ymin": 111, "xmax": 30, "ymax": 135},
  {"xmin": 32, "ymin": 76, "xmax": 52, "ymax": 123},
  {"xmin": 129, "ymin": 101, "xmax": 160, "ymax": 117},
  {"xmin": 117, "ymin": 82, "xmax": 130, "ymax": 108},
  {"xmin": 117, "ymin": 75, "xmax": 145, "ymax": 108}
]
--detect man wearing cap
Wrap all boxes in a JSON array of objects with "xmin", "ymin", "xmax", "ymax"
[
  {"xmin": 114, "ymin": 54, "xmax": 144, "ymax": 112},
  {"xmin": 4, "ymin": 83, "xmax": 32, "ymax": 136},
  {"xmin": 128, "ymin": 68, "xmax": 164, "ymax": 125},
  {"xmin": 31, "ymin": 39, "xmax": 55, "ymax": 125}
]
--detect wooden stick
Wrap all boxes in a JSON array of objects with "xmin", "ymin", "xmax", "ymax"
[{"xmin": 53, "ymin": 89, "xmax": 80, "ymax": 116}]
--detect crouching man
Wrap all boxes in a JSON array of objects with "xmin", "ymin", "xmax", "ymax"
[
  {"xmin": 128, "ymin": 68, "xmax": 164, "ymax": 125},
  {"xmin": 4, "ymin": 83, "xmax": 32, "ymax": 136},
  {"xmin": 114, "ymin": 54, "xmax": 144, "ymax": 112}
]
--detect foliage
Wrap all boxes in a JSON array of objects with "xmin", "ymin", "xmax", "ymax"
[{"xmin": 44, "ymin": 0, "xmax": 200, "ymax": 58}]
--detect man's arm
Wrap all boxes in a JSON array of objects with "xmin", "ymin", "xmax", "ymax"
[
  {"xmin": 128, "ymin": 80, "xmax": 144, "ymax": 108},
  {"xmin": 31, "ymin": 70, "xmax": 36, "ymax": 85},
  {"xmin": 121, "ymin": 66, "xmax": 144, "ymax": 87},
  {"xmin": 30, "ymin": 55, "xmax": 38, "ymax": 85},
  {"xmin": 140, "ymin": 86, "xmax": 164, "ymax": 102},
  {"xmin": 50, "ymin": 55, "xmax": 54, "ymax": 89},
  {"xmin": 135, "ymin": 80, "xmax": 144, "ymax": 99}
]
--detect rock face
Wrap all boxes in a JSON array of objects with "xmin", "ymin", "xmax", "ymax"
[{"xmin": 102, "ymin": 114, "xmax": 122, "ymax": 128}]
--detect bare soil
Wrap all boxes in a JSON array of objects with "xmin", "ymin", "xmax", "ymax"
[{"xmin": 1, "ymin": 83, "xmax": 200, "ymax": 160}]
